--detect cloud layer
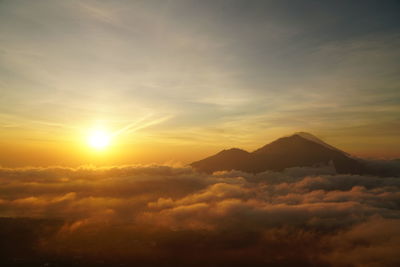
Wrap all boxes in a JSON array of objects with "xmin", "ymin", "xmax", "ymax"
[{"xmin": 0, "ymin": 164, "xmax": 399, "ymax": 266}]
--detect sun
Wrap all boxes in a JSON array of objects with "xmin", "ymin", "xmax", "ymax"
[{"xmin": 87, "ymin": 130, "xmax": 111, "ymax": 150}]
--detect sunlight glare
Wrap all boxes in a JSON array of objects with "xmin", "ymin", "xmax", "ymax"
[{"xmin": 88, "ymin": 130, "xmax": 111, "ymax": 150}]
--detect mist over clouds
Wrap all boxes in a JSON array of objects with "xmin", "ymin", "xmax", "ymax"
[{"xmin": 1, "ymin": 163, "xmax": 399, "ymax": 266}]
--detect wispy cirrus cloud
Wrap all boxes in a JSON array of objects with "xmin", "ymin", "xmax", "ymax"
[{"xmin": 1, "ymin": 0, "xmax": 399, "ymax": 158}]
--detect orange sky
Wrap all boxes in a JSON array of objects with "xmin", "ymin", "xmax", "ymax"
[
  {"xmin": 0, "ymin": 0, "xmax": 399, "ymax": 167},
  {"xmin": 1, "ymin": 129, "xmax": 398, "ymax": 167}
]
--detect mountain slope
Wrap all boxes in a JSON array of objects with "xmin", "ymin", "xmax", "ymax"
[
  {"xmin": 294, "ymin": 132, "xmax": 347, "ymax": 154},
  {"xmin": 191, "ymin": 133, "xmax": 366, "ymax": 174},
  {"xmin": 191, "ymin": 148, "xmax": 250, "ymax": 174}
]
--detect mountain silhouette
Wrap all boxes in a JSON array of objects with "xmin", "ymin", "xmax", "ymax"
[{"xmin": 191, "ymin": 133, "xmax": 366, "ymax": 174}]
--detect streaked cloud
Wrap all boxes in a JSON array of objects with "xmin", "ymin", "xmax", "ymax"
[{"xmin": 0, "ymin": 0, "xmax": 399, "ymax": 165}]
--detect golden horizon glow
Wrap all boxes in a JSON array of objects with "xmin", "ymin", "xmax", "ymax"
[
  {"xmin": 0, "ymin": 0, "xmax": 399, "ymax": 167},
  {"xmin": 87, "ymin": 129, "xmax": 111, "ymax": 150}
]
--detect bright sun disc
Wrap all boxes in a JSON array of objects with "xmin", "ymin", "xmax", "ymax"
[{"xmin": 88, "ymin": 130, "xmax": 110, "ymax": 150}]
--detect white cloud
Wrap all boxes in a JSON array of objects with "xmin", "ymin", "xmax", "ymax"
[{"xmin": 0, "ymin": 164, "xmax": 399, "ymax": 265}]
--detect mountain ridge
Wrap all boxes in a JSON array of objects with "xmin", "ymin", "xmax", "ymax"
[{"xmin": 191, "ymin": 133, "xmax": 366, "ymax": 175}]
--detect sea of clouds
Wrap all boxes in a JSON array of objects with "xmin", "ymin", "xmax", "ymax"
[{"xmin": 0, "ymin": 163, "xmax": 399, "ymax": 266}]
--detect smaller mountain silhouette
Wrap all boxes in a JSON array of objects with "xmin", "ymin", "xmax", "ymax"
[{"xmin": 191, "ymin": 133, "xmax": 366, "ymax": 174}]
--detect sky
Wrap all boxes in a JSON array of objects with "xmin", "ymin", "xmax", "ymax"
[{"xmin": 0, "ymin": 0, "xmax": 399, "ymax": 166}]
